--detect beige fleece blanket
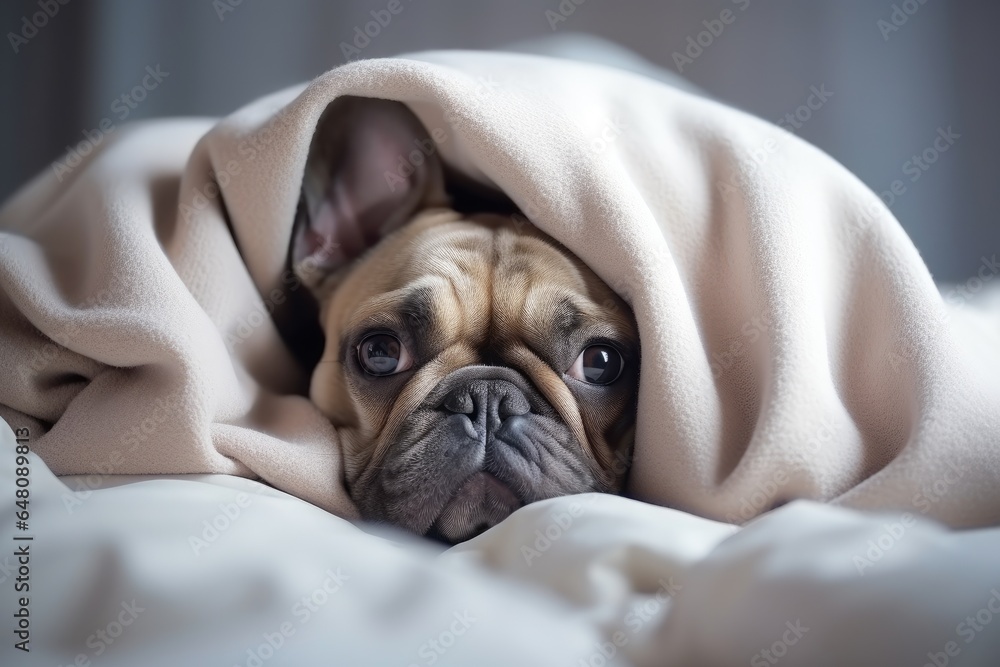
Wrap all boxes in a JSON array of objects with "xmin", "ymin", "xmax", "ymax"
[{"xmin": 2, "ymin": 51, "xmax": 999, "ymax": 527}]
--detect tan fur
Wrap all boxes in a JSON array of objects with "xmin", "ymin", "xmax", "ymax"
[{"xmin": 310, "ymin": 208, "xmax": 639, "ymax": 494}]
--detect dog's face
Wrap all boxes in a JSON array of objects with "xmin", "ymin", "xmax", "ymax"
[{"xmin": 292, "ymin": 98, "xmax": 639, "ymax": 543}]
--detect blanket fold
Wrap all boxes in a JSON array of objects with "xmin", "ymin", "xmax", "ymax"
[{"xmin": 2, "ymin": 51, "xmax": 998, "ymax": 526}]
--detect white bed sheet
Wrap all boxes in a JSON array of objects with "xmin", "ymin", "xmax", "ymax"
[{"xmin": 2, "ymin": 419, "xmax": 998, "ymax": 666}]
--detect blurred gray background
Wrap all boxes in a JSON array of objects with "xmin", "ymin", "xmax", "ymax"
[{"xmin": 1, "ymin": 0, "xmax": 996, "ymax": 282}]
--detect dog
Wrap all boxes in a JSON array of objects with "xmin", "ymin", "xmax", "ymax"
[{"xmin": 289, "ymin": 97, "xmax": 639, "ymax": 543}]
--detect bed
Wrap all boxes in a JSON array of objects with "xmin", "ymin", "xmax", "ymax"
[{"xmin": 2, "ymin": 47, "xmax": 999, "ymax": 666}]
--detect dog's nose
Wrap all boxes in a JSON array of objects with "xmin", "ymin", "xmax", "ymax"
[{"xmin": 441, "ymin": 379, "xmax": 531, "ymax": 424}]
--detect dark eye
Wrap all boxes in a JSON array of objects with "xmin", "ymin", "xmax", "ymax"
[
  {"xmin": 357, "ymin": 333, "xmax": 412, "ymax": 376},
  {"xmin": 567, "ymin": 344, "xmax": 624, "ymax": 385}
]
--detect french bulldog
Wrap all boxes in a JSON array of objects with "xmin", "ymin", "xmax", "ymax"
[{"xmin": 290, "ymin": 96, "xmax": 639, "ymax": 543}]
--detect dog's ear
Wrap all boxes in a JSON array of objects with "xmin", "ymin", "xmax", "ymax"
[{"xmin": 292, "ymin": 96, "xmax": 448, "ymax": 292}]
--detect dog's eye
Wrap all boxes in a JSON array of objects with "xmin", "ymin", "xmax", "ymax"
[
  {"xmin": 567, "ymin": 345, "xmax": 624, "ymax": 385},
  {"xmin": 357, "ymin": 333, "xmax": 412, "ymax": 376}
]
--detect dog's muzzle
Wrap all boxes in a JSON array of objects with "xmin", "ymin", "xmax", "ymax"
[{"xmin": 356, "ymin": 365, "xmax": 601, "ymax": 544}]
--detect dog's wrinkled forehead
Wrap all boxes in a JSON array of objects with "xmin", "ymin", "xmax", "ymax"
[{"xmin": 335, "ymin": 212, "xmax": 635, "ymax": 364}]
